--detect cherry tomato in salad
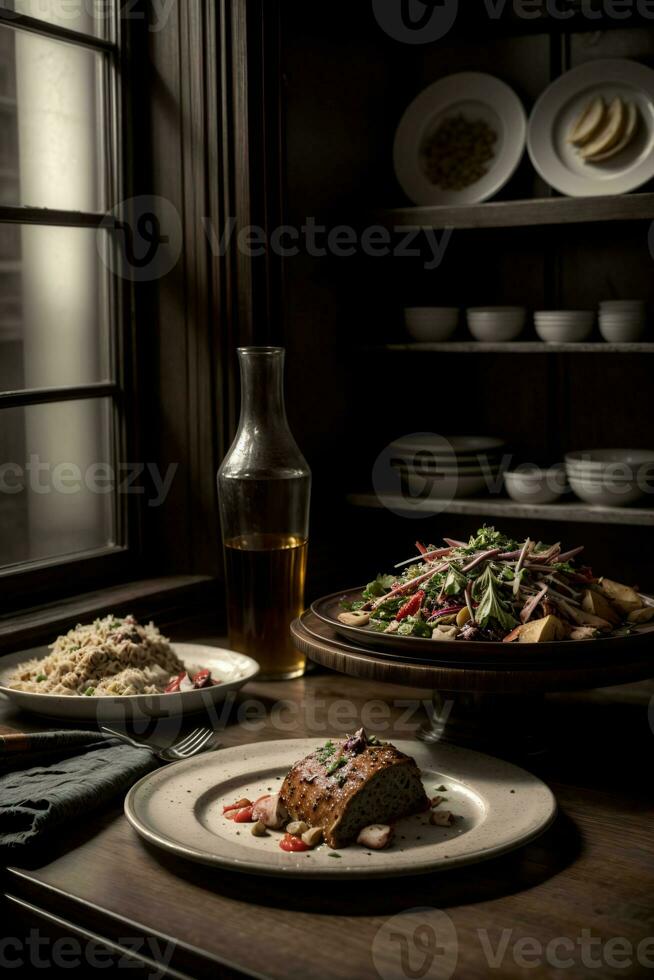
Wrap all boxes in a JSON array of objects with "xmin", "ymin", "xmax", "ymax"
[
  {"xmin": 279, "ymin": 833, "xmax": 309, "ymax": 852},
  {"xmin": 396, "ymin": 590, "xmax": 425, "ymax": 622}
]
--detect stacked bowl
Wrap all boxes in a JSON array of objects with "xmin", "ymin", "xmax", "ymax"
[
  {"xmin": 404, "ymin": 307, "xmax": 459, "ymax": 342},
  {"xmin": 389, "ymin": 435, "xmax": 506, "ymax": 500},
  {"xmin": 565, "ymin": 449, "xmax": 654, "ymax": 507},
  {"xmin": 598, "ymin": 301, "xmax": 646, "ymax": 343},
  {"xmin": 466, "ymin": 307, "xmax": 526, "ymax": 342},
  {"xmin": 534, "ymin": 310, "xmax": 595, "ymax": 343}
]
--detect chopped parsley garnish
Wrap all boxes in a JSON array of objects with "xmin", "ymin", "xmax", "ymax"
[
  {"xmin": 36, "ymin": 674, "xmax": 47, "ymax": 682},
  {"xmin": 326, "ymin": 755, "xmax": 347, "ymax": 776},
  {"xmin": 316, "ymin": 741, "xmax": 336, "ymax": 765}
]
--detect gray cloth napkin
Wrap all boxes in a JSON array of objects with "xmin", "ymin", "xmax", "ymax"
[{"xmin": 0, "ymin": 730, "xmax": 157, "ymax": 853}]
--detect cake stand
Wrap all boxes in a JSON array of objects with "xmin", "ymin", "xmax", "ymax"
[{"xmin": 291, "ymin": 611, "xmax": 654, "ymax": 756}]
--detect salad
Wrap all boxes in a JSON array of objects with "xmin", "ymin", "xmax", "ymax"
[{"xmin": 338, "ymin": 526, "xmax": 654, "ymax": 643}]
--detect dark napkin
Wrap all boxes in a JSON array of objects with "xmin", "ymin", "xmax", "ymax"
[{"xmin": 0, "ymin": 730, "xmax": 157, "ymax": 853}]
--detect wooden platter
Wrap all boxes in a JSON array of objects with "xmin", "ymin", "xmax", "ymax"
[{"xmin": 292, "ymin": 611, "xmax": 654, "ymax": 695}]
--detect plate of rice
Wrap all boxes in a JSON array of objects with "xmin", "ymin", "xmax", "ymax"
[{"xmin": 0, "ymin": 615, "xmax": 259, "ymax": 721}]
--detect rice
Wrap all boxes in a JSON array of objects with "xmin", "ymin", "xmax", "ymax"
[{"xmin": 7, "ymin": 614, "xmax": 184, "ymax": 697}]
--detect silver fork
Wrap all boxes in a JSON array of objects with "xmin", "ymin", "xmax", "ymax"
[{"xmin": 100, "ymin": 726, "xmax": 221, "ymax": 762}]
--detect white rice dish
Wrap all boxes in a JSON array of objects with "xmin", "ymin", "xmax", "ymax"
[{"xmin": 7, "ymin": 614, "xmax": 184, "ymax": 697}]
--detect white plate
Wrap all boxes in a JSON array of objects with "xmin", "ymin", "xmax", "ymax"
[
  {"xmin": 394, "ymin": 73, "xmax": 527, "ymax": 206},
  {"xmin": 528, "ymin": 59, "xmax": 654, "ymax": 197},
  {"xmin": 390, "ymin": 435, "xmax": 505, "ymax": 456},
  {"xmin": 124, "ymin": 738, "xmax": 556, "ymax": 879},
  {"xmin": 0, "ymin": 644, "xmax": 259, "ymax": 722}
]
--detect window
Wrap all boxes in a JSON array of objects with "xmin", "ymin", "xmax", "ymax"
[{"xmin": 0, "ymin": 2, "xmax": 127, "ymax": 591}]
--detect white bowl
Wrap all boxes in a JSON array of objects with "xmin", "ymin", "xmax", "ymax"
[
  {"xmin": 535, "ymin": 309, "xmax": 594, "ymax": 318},
  {"xmin": 599, "ymin": 322, "xmax": 646, "ymax": 343},
  {"xmin": 535, "ymin": 321, "xmax": 594, "ymax": 343},
  {"xmin": 467, "ymin": 306, "xmax": 526, "ymax": 315},
  {"xmin": 405, "ymin": 307, "xmax": 459, "ymax": 342},
  {"xmin": 599, "ymin": 300, "xmax": 645, "ymax": 311},
  {"xmin": 566, "ymin": 449, "xmax": 654, "ymax": 467},
  {"xmin": 504, "ymin": 466, "xmax": 567, "ymax": 505},
  {"xmin": 467, "ymin": 308, "xmax": 526, "ymax": 342},
  {"xmin": 568, "ymin": 474, "xmax": 646, "ymax": 507}
]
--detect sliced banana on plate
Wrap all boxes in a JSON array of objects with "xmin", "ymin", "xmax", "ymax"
[
  {"xmin": 579, "ymin": 96, "xmax": 627, "ymax": 160},
  {"xmin": 568, "ymin": 95, "xmax": 606, "ymax": 146},
  {"xmin": 584, "ymin": 101, "xmax": 639, "ymax": 163}
]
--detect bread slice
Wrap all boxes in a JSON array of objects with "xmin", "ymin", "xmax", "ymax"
[{"xmin": 279, "ymin": 733, "xmax": 429, "ymax": 848}]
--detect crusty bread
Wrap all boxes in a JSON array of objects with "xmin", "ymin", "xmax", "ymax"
[{"xmin": 279, "ymin": 733, "xmax": 428, "ymax": 848}]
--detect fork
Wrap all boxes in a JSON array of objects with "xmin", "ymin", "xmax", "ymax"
[{"xmin": 100, "ymin": 726, "xmax": 221, "ymax": 762}]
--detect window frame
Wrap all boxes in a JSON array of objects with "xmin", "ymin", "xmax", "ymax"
[{"xmin": 0, "ymin": 2, "xmax": 140, "ymax": 606}]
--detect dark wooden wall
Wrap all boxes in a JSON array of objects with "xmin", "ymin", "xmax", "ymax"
[{"xmin": 269, "ymin": 4, "xmax": 654, "ymax": 596}]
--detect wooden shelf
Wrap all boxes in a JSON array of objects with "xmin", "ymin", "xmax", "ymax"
[
  {"xmin": 379, "ymin": 193, "xmax": 654, "ymax": 231},
  {"xmin": 374, "ymin": 342, "xmax": 654, "ymax": 354},
  {"xmin": 347, "ymin": 493, "xmax": 654, "ymax": 528}
]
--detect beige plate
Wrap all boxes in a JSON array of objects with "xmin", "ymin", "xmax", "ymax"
[
  {"xmin": 124, "ymin": 738, "xmax": 556, "ymax": 879},
  {"xmin": 0, "ymin": 644, "xmax": 259, "ymax": 722}
]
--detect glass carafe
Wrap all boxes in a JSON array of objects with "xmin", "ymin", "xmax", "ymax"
[{"xmin": 217, "ymin": 347, "xmax": 311, "ymax": 680}]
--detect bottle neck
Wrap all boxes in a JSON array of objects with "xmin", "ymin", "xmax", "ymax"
[{"xmin": 237, "ymin": 347, "xmax": 287, "ymax": 431}]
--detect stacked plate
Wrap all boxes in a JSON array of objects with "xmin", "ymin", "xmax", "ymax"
[
  {"xmin": 534, "ymin": 311, "xmax": 595, "ymax": 343},
  {"xmin": 565, "ymin": 449, "xmax": 654, "ymax": 507},
  {"xmin": 389, "ymin": 435, "xmax": 506, "ymax": 500},
  {"xmin": 467, "ymin": 307, "xmax": 526, "ymax": 342},
  {"xmin": 599, "ymin": 301, "xmax": 646, "ymax": 343},
  {"xmin": 404, "ymin": 307, "xmax": 459, "ymax": 342}
]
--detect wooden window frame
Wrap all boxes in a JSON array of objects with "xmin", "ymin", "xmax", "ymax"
[{"xmin": 0, "ymin": 0, "xmax": 286, "ymax": 630}]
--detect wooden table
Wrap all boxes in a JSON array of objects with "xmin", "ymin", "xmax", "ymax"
[{"xmin": 2, "ymin": 630, "xmax": 653, "ymax": 979}]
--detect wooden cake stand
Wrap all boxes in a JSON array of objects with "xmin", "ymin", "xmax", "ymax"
[{"xmin": 291, "ymin": 611, "xmax": 654, "ymax": 756}]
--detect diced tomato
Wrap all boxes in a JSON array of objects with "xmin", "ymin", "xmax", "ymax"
[
  {"xmin": 223, "ymin": 798, "xmax": 252, "ymax": 814},
  {"xmin": 279, "ymin": 833, "xmax": 309, "ymax": 852},
  {"xmin": 164, "ymin": 671, "xmax": 187, "ymax": 694},
  {"xmin": 192, "ymin": 669, "xmax": 213, "ymax": 689},
  {"xmin": 396, "ymin": 590, "xmax": 426, "ymax": 622},
  {"xmin": 224, "ymin": 810, "xmax": 238, "ymax": 821},
  {"xmin": 234, "ymin": 806, "xmax": 255, "ymax": 823}
]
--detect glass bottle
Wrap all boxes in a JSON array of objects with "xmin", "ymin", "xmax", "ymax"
[{"xmin": 217, "ymin": 347, "xmax": 311, "ymax": 680}]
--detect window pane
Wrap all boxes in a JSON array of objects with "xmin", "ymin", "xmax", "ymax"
[
  {"xmin": 0, "ymin": 397, "xmax": 115, "ymax": 567},
  {"xmin": 0, "ymin": 23, "xmax": 106, "ymax": 210},
  {"xmin": 9, "ymin": 0, "xmax": 113, "ymax": 41},
  {"xmin": 0, "ymin": 224, "xmax": 112, "ymax": 391}
]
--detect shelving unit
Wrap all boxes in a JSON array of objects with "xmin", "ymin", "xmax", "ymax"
[
  {"xmin": 373, "ymin": 342, "xmax": 654, "ymax": 355},
  {"xmin": 378, "ymin": 193, "xmax": 654, "ymax": 231},
  {"xmin": 347, "ymin": 493, "xmax": 654, "ymax": 528}
]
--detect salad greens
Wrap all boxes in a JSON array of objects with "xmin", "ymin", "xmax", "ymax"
[{"xmin": 338, "ymin": 526, "xmax": 650, "ymax": 643}]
